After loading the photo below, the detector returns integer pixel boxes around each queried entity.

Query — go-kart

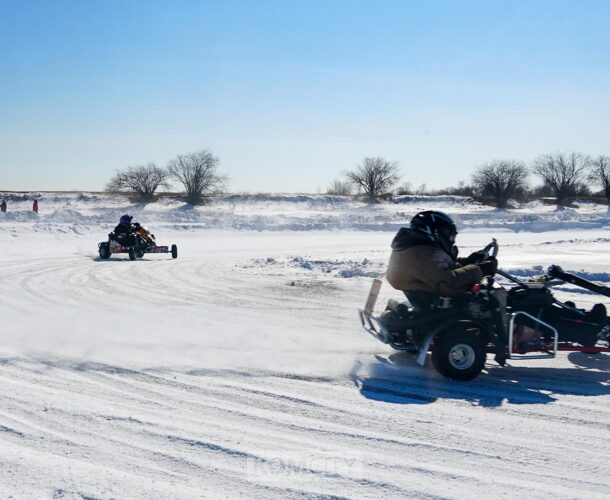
[359,240,610,380]
[98,225,177,261]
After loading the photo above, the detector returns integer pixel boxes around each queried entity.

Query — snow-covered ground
[1,193,610,498]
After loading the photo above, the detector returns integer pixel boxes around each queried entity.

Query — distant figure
[32,199,38,213]
[0,199,6,213]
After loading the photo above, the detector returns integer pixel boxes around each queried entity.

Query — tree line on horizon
[106,148,610,208]
[106,149,226,205]
[327,152,610,208]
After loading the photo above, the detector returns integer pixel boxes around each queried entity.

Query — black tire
[583,304,608,349]
[128,247,136,261]
[431,329,486,381]
[136,249,145,259]
[171,244,178,259]
[98,242,111,259]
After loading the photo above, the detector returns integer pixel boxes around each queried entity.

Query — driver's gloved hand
[478,258,498,277]
[461,251,486,265]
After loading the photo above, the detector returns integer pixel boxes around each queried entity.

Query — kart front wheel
[431,329,486,381]
[99,242,111,259]
[171,244,178,259]
[128,247,136,261]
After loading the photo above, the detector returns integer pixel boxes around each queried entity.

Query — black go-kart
[98,225,177,261]
[359,240,610,381]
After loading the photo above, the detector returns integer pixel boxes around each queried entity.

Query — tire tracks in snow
[2,232,610,498]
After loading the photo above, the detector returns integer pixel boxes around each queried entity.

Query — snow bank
[1,191,610,235]
[393,194,478,205]
[240,256,385,279]
[222,193,349,204]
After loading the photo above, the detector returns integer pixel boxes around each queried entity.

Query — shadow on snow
[352,351,610,407]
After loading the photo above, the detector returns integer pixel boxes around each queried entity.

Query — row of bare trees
[472,153,610,207]
[329,153,610,207]
[106,150,225,204]
[107,149,610,207]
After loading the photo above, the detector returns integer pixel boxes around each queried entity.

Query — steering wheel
[482,238,499,259]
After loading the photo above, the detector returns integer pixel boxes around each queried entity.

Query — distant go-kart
[98,225,177,261]
[359,239,610,381]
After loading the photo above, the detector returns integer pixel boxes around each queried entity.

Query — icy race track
[1,194,610,499]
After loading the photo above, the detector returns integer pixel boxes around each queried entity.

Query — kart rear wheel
[582,304,608,349]
[135,249,145,259]
[98,242,111,259]
[431,329,486,381]
[128,247,136,261]
[171,244,178,259]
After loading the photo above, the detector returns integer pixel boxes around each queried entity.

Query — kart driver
[385,210,497,311]
[113,214,139,246]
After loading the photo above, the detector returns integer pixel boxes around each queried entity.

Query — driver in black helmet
[112,214,139,246]
[385,210,497,311]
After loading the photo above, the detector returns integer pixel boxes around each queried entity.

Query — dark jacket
[112,222,137,245]
[114,223,134,235]
[385,228,482,297]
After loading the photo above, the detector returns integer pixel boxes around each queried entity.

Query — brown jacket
[385,228,482,297]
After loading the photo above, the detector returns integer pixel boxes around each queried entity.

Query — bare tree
[471,160,529,208]
[532,152,590,205]
[326,179,353,196]
[345,156,400,200]
[106,163,168,201]
[167,150,225,204]
[588,155,610,201]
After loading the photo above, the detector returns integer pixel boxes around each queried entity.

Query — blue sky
[1,0,610,192]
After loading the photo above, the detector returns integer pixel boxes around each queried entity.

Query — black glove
[461,250,486,266]
[478,258,498,277]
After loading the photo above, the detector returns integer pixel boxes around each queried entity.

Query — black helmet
[119,214,133,225]
[410,210,457,255]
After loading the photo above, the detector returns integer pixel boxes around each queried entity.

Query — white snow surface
[1,193,610,499]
